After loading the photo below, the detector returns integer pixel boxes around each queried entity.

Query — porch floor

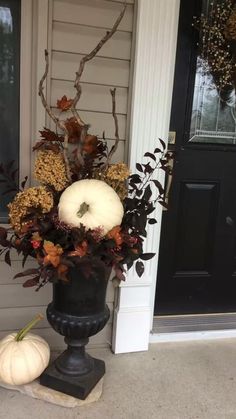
[1,339,236,419]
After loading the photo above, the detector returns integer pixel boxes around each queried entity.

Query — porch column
[112,0,180,354]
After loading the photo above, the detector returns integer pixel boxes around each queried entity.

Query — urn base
[40,355,105,400]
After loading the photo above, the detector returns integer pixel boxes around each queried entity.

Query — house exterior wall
[0,0,135,349]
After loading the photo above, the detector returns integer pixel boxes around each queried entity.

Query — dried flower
[34,150,69,191]
[8,186,54,232]
[93,164,129,201]
[194,0,236,91]
[106,163,130,181]
[224,5,236,41]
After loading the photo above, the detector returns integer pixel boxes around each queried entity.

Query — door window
[0,0,21,220]
[190,0,236,145]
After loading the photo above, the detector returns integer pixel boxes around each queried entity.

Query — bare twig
[38,50,71,181]
[71,3,126,118]
[38,50,63,130]
[106,88,120,165]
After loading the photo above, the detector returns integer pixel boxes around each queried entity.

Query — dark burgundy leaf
[148,218,157,224]
[154,147,162,153]
[144,152,156,161]
[114,267,126,282]
[159,200,168,209]
[143,163,153,174]
[0,227,7,240]
[14,268,39,279]
[143,184,152,201]
[159,138,166,150]
[151,179,164,194]
[129,174,142,184]
[22,253,29,267]
[135,260,144,277]
[140,253,155,261]
[135,189,143,197]
[136,163,143,172]
[5,250,11,266]
[23,276,40,288]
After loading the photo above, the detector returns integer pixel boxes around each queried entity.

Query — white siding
[0,0,135,349]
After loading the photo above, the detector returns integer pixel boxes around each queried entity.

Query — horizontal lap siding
[0,0,134,349]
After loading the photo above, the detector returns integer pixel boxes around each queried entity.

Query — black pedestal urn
[40,262,110,400]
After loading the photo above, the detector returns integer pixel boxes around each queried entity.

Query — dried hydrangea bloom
[8,186,54,232]
[93,164,129,201]
[34,150,69,191]
[224,6,236,41]
[106,163,130,181]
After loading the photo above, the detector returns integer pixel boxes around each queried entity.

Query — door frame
[112,0,181,353]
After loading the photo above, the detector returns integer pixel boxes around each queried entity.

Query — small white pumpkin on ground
[58,179,124,234]
[0,314,50,386]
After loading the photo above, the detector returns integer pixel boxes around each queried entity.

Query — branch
[101,88,120,169]
[38,50,71,181]
[71,3,126,117]
[38,50,63,130]
[106,88,120,165]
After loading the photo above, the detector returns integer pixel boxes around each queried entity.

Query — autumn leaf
[82,135,99,154]
[57,95,73,111]
[65,117,82,143]
[107,226,123,246]
[68,240,88,257]
[43,240,63,268]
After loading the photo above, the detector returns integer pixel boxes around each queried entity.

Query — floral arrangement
[0,5,169,289]
[194,0,236,102]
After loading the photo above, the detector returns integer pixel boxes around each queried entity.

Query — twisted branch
[107,88,120,164]
[70,2,126,123]
[38,50,71,181]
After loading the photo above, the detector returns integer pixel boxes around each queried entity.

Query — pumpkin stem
[15,314,44,342]
[77,202,89,218]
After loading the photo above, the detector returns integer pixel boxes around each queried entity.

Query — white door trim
[112,0,181,354]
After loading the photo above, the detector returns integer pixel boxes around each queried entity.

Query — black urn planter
[40,262,110,400]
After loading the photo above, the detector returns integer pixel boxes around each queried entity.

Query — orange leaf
[107,226,123,246]
[57,95,73,111]
[82,135,99,154]
[68,240,88,257]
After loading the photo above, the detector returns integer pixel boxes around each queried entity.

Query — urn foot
[40,355,105,400]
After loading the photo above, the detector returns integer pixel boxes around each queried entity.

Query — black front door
[155,0,236,315]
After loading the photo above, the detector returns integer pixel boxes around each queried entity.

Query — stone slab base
[0,377,103,408]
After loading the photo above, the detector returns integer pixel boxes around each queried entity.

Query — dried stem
[38,50,72,181]
[71,3,126,121]
[107,88,120,165]
[38,50,63,130]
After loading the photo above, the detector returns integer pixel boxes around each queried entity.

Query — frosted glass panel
[190,0,236,145]
[0,1,20,220]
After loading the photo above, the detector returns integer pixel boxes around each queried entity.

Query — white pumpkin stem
[77,202,89,218]
[15,314,44,342]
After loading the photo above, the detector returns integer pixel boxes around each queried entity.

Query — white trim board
[112,0,181,354]
[150,330,236,344]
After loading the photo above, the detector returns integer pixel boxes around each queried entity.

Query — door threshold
[150,328,236,344]
[152,312,236,334]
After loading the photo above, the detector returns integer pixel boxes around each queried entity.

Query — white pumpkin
[0,315,50,386]
[58,179,124,234]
